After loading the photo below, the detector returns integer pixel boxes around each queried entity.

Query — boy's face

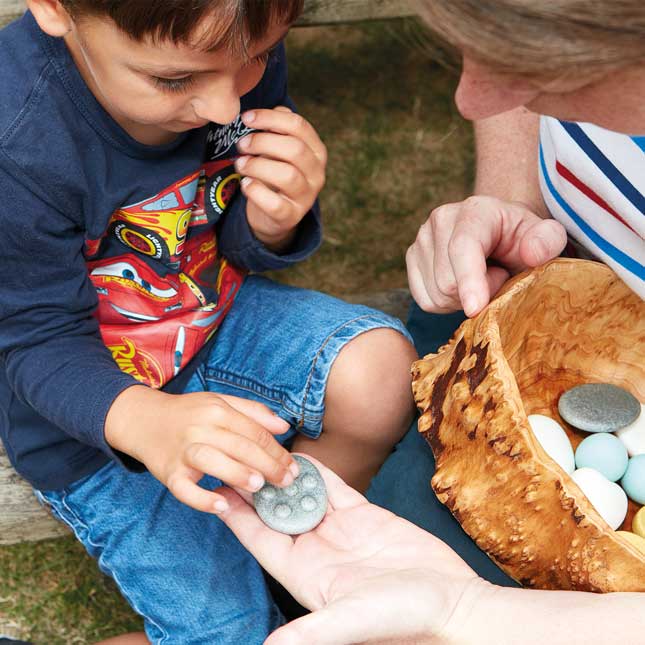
[64,13,290,145]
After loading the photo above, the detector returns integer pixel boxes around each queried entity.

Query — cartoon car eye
[91,261,178,299]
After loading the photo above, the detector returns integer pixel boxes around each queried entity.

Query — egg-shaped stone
[621,455,645,505]
[528,414,575,474]
[616,531,645,555]
[571,467,628,530]
[575,433,628,482]
[632,506,645,539]
[616,404,645,457]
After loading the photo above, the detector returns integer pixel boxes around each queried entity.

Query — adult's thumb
[265,607,366,645]
[519,219,568,268]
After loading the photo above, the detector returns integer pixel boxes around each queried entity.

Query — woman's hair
[416,0,645,80]
[59,0,304,52]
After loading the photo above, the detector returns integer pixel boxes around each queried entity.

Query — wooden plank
[298,0,416,25]
[0,0,416,26]
[0,448,68,545]
[0,0,21,21]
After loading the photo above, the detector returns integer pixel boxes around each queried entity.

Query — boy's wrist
[105,384,171,462]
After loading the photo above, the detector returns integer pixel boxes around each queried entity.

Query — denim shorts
[36,275,411,645]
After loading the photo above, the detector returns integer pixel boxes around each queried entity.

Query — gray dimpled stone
[253,455,328,535]
[558,383,640,433]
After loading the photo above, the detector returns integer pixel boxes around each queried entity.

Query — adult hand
[105,386,299,514]
[406,196,567,317]
[216,457,485,645]
[235,106,327,251]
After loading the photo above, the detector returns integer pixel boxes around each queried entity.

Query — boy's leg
[200,275,416,492]
[291,327,417,491]
[36,460,283,645]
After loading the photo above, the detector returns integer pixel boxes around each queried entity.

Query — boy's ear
[27,0,74,38]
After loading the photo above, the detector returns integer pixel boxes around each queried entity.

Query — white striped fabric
[539,116,645,299]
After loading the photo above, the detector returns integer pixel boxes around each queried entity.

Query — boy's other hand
[235,106,327,252]
[105,386,299,514]
[406,196,567,318]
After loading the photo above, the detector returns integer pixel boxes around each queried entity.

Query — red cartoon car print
[110,171,201,270]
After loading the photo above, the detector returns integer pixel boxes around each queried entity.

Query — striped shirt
[539,117,645,299]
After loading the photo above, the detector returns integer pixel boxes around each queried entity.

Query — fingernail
[280,472,295,487]
[240,176,252,188]
[214,499,229,513]
[289,461,300,478]
[463,295,479,317]
[237,135,252,150]
[236,155,249,170]
[242,111,256,124]
[248,473,265,491]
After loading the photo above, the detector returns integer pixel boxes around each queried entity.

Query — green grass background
[0,20,474,643]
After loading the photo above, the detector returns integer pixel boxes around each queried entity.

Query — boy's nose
[455,58,540,121]
[193,84,241,126]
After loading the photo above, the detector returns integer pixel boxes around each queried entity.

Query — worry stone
[253,455,328,535]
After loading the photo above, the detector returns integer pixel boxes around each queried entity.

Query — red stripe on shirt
[555,160,637,235]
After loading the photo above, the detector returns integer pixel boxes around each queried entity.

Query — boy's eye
[251,45,280,67]
[152,75,195,93]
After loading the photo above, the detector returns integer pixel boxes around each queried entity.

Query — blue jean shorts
[36,276,411,645]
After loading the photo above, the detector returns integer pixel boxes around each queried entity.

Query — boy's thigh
[188,275,411,440]
[36,463,282,645]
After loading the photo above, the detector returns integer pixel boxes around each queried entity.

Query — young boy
[0,0,417,642]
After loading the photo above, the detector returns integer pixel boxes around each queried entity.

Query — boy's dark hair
[60,0,304,52]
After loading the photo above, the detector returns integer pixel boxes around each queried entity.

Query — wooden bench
[1,0,416,27]
[0,0,416,546]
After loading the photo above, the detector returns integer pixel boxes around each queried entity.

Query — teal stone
[574,433,628,482]
[621,455,645,505]
[559,383,640,433]
[253,455,328,535]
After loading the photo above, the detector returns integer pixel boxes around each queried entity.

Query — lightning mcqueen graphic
[89,250,244,385]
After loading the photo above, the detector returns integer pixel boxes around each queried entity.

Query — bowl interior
[493,262,645,529]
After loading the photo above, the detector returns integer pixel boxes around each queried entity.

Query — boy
[0,1,417,642]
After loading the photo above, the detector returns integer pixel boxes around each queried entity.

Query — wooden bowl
[412,259,645,591]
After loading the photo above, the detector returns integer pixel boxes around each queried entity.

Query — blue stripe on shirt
[632,137,645,154]
[559,121,645,216]
[539,144,645,281]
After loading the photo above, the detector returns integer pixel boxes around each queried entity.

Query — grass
[0,20,474,644]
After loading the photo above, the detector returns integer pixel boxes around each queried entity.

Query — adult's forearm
[474,107,548,217]
[450,580,645,644]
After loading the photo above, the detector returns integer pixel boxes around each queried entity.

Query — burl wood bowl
[412,258,645,591]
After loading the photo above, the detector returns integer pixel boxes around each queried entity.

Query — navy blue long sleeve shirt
[0,13,322,490]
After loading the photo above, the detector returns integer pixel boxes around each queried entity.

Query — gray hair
[416,0,645,80]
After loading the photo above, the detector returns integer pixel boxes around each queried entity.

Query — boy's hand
[406,196,567,318]
[235,106,327,252]
[105,386,299,514]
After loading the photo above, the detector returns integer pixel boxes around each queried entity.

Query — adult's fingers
[518,218,568,267]
[406,232,458,313]
[264,604,379,645]
[216,486,296,577]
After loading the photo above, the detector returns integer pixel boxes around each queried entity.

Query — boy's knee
[326,326,418,426]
